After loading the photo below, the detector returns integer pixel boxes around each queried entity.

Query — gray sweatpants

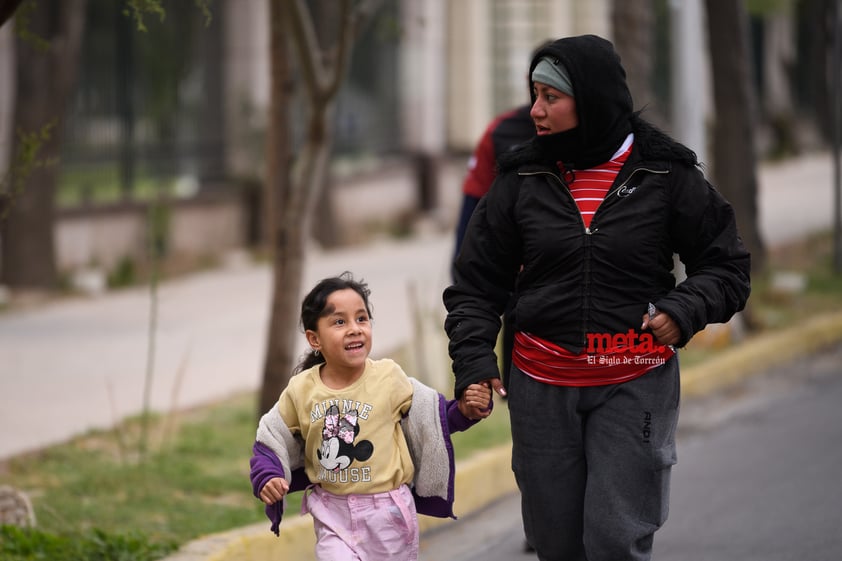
[508,357,680,561]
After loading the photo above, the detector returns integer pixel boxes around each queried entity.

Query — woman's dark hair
[293,271,373,374]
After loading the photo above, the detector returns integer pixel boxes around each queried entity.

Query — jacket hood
[502,35,698,171]
[528,35,634,168]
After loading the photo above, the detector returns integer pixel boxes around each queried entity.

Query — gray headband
[532,57,574,97]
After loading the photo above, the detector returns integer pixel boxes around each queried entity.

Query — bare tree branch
[284,0,383,104]
[259,0,386,410]
[322,0,353,101]
[284,0,325,100]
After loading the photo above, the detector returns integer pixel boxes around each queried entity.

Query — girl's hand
[259,477,290,505]
[458,382,493,420]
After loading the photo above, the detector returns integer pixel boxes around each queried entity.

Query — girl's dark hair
[293,271,373,374]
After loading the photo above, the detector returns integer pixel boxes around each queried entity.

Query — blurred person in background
[452,104,532,391]
[452,42,550,392]
[444,35,751,561]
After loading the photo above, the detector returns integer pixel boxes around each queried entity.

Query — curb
[162,309,842,561]
[681,309,842,398]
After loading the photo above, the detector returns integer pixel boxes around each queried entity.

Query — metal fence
[60,0,403,206]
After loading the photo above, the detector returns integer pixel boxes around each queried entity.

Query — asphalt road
[419,341,842,561]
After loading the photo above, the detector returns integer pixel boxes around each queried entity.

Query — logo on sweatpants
[642,411,652,443]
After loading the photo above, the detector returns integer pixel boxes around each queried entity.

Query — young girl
[250,272,492,561]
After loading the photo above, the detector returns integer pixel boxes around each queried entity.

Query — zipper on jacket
[520,169,594,343]
[521,165,668,346]
[519,170,589,233]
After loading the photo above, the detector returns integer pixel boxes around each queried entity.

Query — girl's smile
[344,340,366,355]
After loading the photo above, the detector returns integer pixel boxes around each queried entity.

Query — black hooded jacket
[444,35,751,397]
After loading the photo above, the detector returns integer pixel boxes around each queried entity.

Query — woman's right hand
[259,477,290,505]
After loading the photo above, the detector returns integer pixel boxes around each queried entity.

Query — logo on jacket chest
[616,184,638,198]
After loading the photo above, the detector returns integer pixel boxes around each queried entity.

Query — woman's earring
[314,349,320,357]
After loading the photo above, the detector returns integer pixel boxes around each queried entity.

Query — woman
[444,35,751,561]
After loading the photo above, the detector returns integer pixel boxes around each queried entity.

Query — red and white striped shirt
[561,133,634,228]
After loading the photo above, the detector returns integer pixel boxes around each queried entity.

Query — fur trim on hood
[499,112,699,172]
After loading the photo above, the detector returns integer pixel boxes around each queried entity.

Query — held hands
[259,477,290,506]
[458,382,494,420]
[641,306,680,347]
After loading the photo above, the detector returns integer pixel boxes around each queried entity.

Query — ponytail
[294,349,326,375]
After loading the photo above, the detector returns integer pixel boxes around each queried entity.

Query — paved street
[656,340,842,561]
[418,341,842,561]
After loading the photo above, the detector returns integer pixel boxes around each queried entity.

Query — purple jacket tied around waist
[249,377,488,536]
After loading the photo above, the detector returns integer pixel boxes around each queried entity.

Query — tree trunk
[801,0,835,144]
[762,10,799,158]
[611,0,667,128]
[258,0,299,416]
[1,0,87,289]
[258,98,335,416]
[0,0,24,27]
[312,165,339,247]
[705,0,766,274]
[310,0,340,248]
[257,0,378,417]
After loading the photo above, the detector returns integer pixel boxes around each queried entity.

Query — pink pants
[301,484,419,561]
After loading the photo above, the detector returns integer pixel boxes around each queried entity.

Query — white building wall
[222,0,270,177]
[446,0,611,152]
[446,0,493,151]
[670,0,709,164]
[489,0,543,114]
[571,0,611,38]
[401,0,448,154]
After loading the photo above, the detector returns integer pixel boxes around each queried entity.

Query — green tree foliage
[124,0,211,31]
[0,123,55,220]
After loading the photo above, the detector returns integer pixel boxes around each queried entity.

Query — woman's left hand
[641,309,681,346]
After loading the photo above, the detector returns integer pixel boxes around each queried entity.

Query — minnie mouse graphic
[317,404,374,472]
